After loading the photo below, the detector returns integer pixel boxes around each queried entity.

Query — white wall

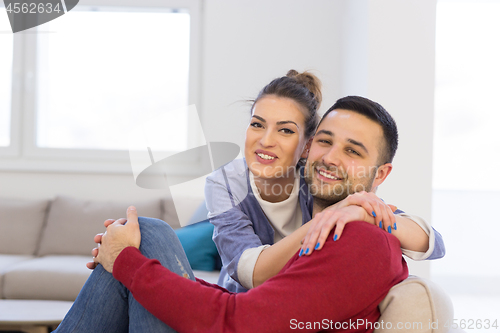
[0,0,437,276]
[335,0,437,277]
[200,0,341,147]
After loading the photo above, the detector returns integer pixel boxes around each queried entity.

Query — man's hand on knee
[86,218,121,270]
[95,206,142,273]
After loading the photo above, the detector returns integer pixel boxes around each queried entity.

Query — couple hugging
[54,70,445,333]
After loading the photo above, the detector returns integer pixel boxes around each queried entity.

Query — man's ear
[301,137,313,159]
[372,163,393,189]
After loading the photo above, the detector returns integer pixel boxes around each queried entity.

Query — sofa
[0,195,463,333]
[0,195,220,302]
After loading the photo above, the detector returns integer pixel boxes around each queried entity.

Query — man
[55,96,416,333]
[298,96,433,255]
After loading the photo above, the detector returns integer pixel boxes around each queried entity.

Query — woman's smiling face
[245,95,309,180]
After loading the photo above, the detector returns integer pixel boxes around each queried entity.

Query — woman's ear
[301,138,313,159]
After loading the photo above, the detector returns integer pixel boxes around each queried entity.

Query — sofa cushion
[37,196,162,256]
[161,197,182,229]
[2,255,92,301]
[187,201,209,225]
[376,275,454,333]
[175,220,221,271]
[0,197,49,255]
[192,270,220,284]
[162,196,205,229]
[0,254,35,298]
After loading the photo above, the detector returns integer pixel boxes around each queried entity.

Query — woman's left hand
[333,191,397,230]
[299,192,396,256]
[299,205,373,256]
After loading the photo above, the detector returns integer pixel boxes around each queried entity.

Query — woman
[206,70,444,293]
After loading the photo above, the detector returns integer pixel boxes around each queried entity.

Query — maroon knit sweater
[114,221,408,333]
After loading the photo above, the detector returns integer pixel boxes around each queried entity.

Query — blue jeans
[53,217,196,333]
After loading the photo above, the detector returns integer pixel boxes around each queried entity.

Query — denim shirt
[205,159,313,293]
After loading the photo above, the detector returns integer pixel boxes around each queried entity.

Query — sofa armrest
[376,275,454,333]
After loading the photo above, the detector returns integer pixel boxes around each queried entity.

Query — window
[433,0,500,322]
[36,8,190,152]
[0,0,201,173]
[434,0,500,192]
[0,13,13,147]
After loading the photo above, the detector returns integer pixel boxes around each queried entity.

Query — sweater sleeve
[397,213,446,260]
[113,222,408,333]
[237,245,270,289]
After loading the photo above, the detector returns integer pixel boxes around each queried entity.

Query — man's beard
[304,161,377,209]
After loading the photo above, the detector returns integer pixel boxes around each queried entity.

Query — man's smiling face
[304,109,387,205]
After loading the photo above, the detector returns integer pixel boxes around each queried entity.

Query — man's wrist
[113,246,144,285]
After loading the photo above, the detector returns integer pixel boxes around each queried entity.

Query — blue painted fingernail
[394,223,397,230]
[315,243,320,250]
[379,221,382,228]
[299,249,303,257]
[334,234,338,241]
[372,211,376,217]
[305,248,309,255]
[388,226,392,234]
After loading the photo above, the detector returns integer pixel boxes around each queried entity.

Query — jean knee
[138,216,173,230]
[136,217,187,266]
[138,217,176,241]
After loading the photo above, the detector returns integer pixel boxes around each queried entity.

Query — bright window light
[434,0,500,191]
[433,0,500,322]
[36,9,190,151]
[0,13,13,147]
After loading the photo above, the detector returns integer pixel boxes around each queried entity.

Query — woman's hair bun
[286,69,300,77]
[286,70,322,109]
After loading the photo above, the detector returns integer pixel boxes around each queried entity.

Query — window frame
[0,0,203,175]
[0,9,20,157]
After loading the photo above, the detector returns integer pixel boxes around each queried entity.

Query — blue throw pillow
[175,219,221,271]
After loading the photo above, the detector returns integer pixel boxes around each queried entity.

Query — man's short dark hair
[319,96,398,164]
